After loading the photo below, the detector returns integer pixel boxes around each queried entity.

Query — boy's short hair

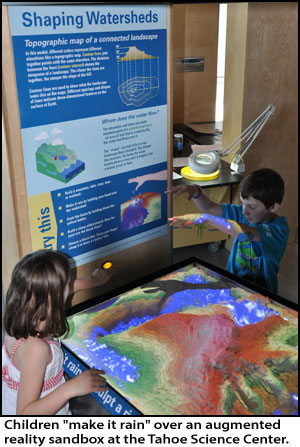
[240,168,285,209]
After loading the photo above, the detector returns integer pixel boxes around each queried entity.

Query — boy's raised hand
[165,185,197,201]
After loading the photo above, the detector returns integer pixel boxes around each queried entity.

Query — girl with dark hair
[2,250,112,415]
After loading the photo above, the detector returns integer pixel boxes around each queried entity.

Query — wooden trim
[222,3,248,163]
[2,118,20,293]
[2,6,32,257]
[167,4,173,242]
[172,3,219,124]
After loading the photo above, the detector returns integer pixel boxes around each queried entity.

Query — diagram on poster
[121,192,161,231]
[36,143,85,184]
[117,45,159,107]
[8,4,168,265]
[35,127,85,183]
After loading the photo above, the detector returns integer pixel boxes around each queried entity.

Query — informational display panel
[8,4,168,267]
[62,258,298,416]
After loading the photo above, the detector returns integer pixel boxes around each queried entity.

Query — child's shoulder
[273,215,289,226]
[22,336,52,355]
[8,335,52,368]
[5,335,19,356]
[263,215,289,232]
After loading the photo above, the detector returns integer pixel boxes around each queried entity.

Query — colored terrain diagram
[116,46,159,106]
[36,143,85,183]
[62,263,298,416]
[120,192,161,231]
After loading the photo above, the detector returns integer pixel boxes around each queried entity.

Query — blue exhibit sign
[62,347,141,415]
[8,4,168,266]
[10,28,167,128]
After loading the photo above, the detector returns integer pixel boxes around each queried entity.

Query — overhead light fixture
[181,104,275,179]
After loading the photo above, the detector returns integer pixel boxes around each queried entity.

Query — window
[215,4,227,123]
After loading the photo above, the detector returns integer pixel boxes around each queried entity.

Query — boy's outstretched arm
[169,213,260,242]
[165,184,222,216]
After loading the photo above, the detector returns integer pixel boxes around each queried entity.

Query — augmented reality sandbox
[62,261,298,416]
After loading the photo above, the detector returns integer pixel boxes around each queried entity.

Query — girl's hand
[69,369,107,397]
[73,265,115,293]
[90,265,114,287]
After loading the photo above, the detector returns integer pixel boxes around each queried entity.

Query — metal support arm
[187,105,275,175]
[221,104,275,173]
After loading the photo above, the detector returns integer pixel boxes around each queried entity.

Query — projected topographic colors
[62,263,298,415]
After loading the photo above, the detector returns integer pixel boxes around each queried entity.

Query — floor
[173,241,298,305]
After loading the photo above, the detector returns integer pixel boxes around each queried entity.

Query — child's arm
[72,265,114,294]
[165,184,222,216]
[16,337,107,415]
[168,213,260,242]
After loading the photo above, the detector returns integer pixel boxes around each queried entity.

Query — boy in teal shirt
[166,168,289,293]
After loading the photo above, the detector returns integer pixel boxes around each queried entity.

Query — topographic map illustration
[117,46,159,107]
[36,143,85,183]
